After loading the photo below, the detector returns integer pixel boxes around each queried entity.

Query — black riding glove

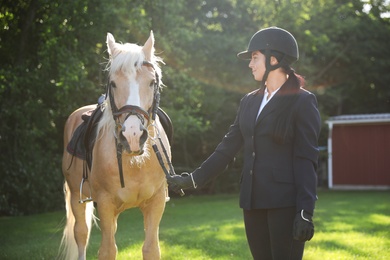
[167,172,197,194]
[293,210,314,242]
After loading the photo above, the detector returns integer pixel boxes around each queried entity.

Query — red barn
[326,113,390,190]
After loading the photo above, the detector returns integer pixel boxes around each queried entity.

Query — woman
[167,27,321,260]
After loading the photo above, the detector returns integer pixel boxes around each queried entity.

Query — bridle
[106,60,161,188]
[107,60,160,128]
[78,59,183,200]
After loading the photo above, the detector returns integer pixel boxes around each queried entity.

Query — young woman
[167,27,321,260]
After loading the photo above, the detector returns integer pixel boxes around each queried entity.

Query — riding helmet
[237,27,299,64]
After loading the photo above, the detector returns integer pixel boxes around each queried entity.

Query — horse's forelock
[107,43,163,80]
[108,43,144,77]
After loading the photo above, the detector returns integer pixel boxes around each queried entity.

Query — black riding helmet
[237,27,299,62]
[237,27,299,85]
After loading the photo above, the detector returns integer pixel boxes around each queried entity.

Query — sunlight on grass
[160,242,211,260]
[117,242,143,259]
[1,191,389,259]
[326,220,355,231]
[215,222,245,242]
[306,230,390,260]
[159,222,250,260]
[369,213,390,225]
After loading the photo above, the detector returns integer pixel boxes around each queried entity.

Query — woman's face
[249,51,266,81]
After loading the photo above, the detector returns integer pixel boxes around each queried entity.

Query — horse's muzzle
[119,120,148,155]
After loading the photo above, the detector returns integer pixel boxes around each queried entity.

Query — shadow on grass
[1,192,389,259]
[113,194,250,259]
[309,239,372,259]
[308,190,390,259]
[314,190,390,233]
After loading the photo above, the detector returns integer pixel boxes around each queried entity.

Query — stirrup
[165,187,170,202]
[79,177,93,203]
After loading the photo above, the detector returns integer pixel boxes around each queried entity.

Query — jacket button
[249,170,253,175]
[252,152,255,157]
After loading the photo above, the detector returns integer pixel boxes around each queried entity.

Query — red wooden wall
[332,123,390,186]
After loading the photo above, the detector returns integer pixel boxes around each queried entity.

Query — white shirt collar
[264,86,281,100]
[256,86,281,120]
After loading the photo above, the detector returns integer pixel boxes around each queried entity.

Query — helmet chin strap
[260,49,287,89]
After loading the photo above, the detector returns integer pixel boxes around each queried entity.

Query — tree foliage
[1,0,389,215]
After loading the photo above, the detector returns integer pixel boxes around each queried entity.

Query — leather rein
[79,60,181,204]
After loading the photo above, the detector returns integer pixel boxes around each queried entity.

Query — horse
[59,31,172,260]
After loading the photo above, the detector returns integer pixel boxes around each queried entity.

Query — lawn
[0,190,389,259]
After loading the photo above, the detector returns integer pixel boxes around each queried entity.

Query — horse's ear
[143,30,155,61]
[106,33,116,57]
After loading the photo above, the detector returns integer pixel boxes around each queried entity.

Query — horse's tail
[58,181,96,260]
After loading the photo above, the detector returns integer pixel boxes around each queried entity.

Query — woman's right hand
[167,172,197,194]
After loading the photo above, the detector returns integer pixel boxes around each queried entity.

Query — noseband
[106,60,161,188]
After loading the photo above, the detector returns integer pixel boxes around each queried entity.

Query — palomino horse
[60,31,171,260]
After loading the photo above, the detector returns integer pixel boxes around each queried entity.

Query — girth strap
[152,137,184,196]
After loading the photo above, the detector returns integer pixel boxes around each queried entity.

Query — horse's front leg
[140,187,166,260]
[97,200,119,260]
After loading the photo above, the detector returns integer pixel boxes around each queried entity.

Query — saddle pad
[66,121,88,160]
[66,107,103,166]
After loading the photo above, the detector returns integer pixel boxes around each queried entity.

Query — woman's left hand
[293,210,314,242]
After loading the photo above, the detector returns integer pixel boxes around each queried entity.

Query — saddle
[66,99,174,170]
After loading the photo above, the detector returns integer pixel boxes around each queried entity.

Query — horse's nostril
[140,129,148,145]
[119,132,131,152]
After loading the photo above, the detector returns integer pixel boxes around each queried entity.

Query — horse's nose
[122,115,148,154]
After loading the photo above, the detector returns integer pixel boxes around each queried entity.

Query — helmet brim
[237,50,252,60]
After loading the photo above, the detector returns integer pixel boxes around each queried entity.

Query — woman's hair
[282,64,305,88]
[272,66,304,144]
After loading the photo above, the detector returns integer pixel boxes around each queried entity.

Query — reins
[79,60,181,203]
[107,60,181,193]
[106,60,160,188]
[151,126,184,196]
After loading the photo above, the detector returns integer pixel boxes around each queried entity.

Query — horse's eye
[149,80,155,88]
[110,81,117,88]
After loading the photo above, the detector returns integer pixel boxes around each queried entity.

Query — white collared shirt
[256,87,281,120]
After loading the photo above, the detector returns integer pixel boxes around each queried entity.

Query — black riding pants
[243,207,305,260]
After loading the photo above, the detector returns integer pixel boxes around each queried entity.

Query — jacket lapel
[248,90,264,128]
[256,90,283,125]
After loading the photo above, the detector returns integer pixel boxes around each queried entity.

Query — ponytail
[272,68,302,144]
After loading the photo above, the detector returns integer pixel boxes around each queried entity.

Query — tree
[1,0,389,214]
[0,0,148,215]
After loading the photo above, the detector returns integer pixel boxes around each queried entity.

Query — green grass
[0,190,389,259]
